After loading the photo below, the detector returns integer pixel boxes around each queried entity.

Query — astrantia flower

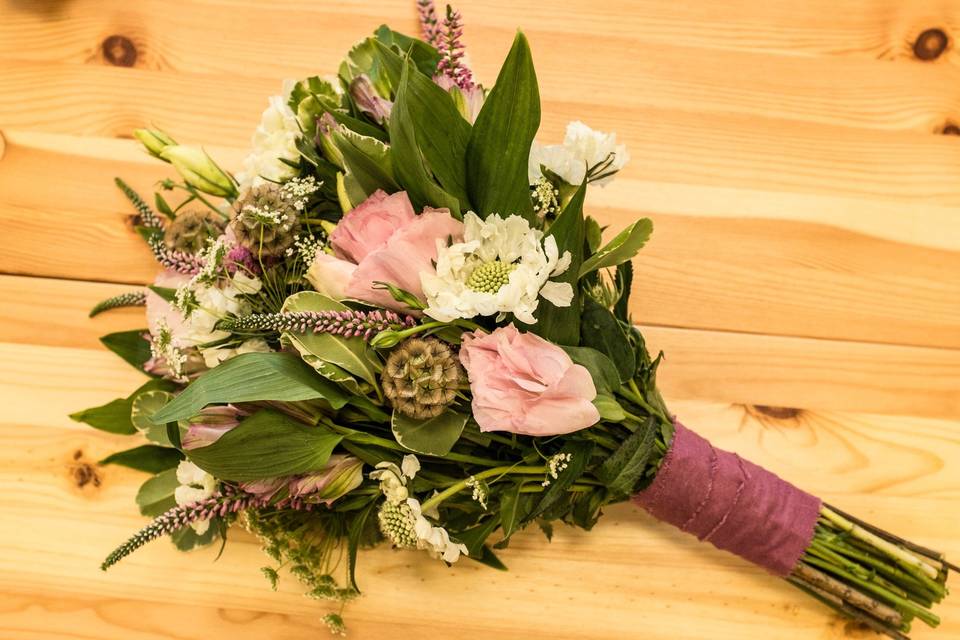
[421,212,573,324]
[528,120,629,187]
[236,90,301,188]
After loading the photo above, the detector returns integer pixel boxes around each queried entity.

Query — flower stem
[421,466,547,512]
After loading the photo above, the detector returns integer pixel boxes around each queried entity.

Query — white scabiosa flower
[174,461,216,534]
[237,89,302,189]
[421,212,573,324]
[371,455,468,563]
[528,120,629,187]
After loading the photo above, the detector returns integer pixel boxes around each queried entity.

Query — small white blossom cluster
[370,455,468,563]
[150,317,188,380]
[465,475,488,510]
[284,233,327,265]
[279,176,320,211]
[529,121,629,187]
[542,453,573,487]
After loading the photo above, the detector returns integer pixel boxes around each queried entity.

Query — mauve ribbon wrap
[632,422,821,577]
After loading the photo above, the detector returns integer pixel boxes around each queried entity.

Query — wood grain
[2,0,959,637]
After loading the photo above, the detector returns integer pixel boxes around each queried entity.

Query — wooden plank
[2,137,958,349]
[0,589,328,640]
[0,365,956,639]
[2,18,959,135]
[1,0,957,66]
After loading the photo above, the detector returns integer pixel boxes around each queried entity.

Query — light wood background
[1,1,958,638]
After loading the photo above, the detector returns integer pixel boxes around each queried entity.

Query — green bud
[316,113,344,170]
[134,129,176,158]
[369,330,402,349]
[159,145,237,198]
[371,281,426,311]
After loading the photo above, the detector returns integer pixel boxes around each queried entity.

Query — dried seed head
[381,337,463,419]
[164,209,225,253]
[231,183,300,257]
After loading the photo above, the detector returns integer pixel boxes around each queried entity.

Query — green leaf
[527,440,595,522]
[523,180,586,345]
[597,416,658,499]
[374,25,441,78]
[391,409,468,456]
[560,346,620,394]
[455,516,502,558]
[136,469,179,517]
[152,352,349,424]
[578,218,653,278]
[71,379,176,435]
[100,445,183,474]
[186,409,342,482]
[389,56,470,216]
[171,523,218,551]
[131,390,176,447]
[147,285,177,303]
[100,329,153,375]
[332,126,399,197]
[347,498,378,591]
[282,292,382,387]
[498,481,525,541]
[580,297,636,383]
[154,193,175,219]
[613,260,633,323]
[593,393,626,422]
[328,109,389,142]
[467,544,508,571]
[465,31,540,222]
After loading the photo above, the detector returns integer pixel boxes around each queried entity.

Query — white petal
[401,455,421,479]
[540,281,574,308]
[551,250,572,277]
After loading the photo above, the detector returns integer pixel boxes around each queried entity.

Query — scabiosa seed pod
[377,500,418,549]
[231,183,301,258]
[381,337,463,419]
[163,209,226,253]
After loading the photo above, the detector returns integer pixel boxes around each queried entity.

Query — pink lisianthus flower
[181,405,249,450]
[459,324,600,436]
[306,190,463,313]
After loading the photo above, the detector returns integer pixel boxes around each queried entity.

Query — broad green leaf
[100,445,183,474]
[468,544,508,570]
[521,180,585,345]
[455,516,502,558]
[100,329,153,375]
[282,333,363,395]
[389,57,468,216]
[597,416,658,499]
[70,379,176,435]
[578,218,653,278]
[332,126,399,197]
[465,31,540,222]
[328,109,389,142]
[391,409,468,456]
[282,292,382,386]
[132,390,176,446]
[136,468,179,517]
[374,25,441,78]
[560,345,620,394]
[186,409,343,482]
[152,352,349,424]
[580,297,636,383]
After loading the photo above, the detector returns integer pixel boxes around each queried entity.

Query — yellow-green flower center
[466,260,516,294]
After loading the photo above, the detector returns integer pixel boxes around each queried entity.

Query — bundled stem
[789,505,949,638]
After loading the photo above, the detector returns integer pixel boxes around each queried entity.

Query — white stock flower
[370,454,420,504]
[421,212,573,324]
[174,461,216,534]
[528,120,629,187]
[237,89,301,189]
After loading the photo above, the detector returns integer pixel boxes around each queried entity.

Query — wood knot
[101,35,138,67]
[913,28,949,61]
[941,122,960,136]
[70,450,102,489]
[752,405,802,420]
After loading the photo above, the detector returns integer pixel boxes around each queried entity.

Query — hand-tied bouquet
[74,2,952,637]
